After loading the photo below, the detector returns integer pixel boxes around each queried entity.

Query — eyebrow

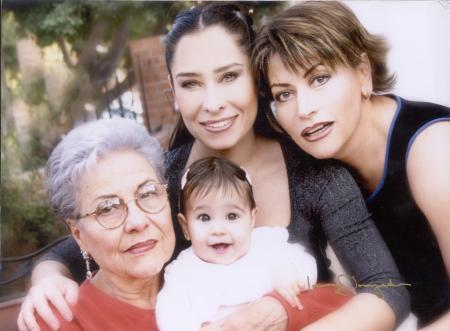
[92,179,158,203]
[270,82,292,89]
[270,63,323,89]
[175,63,243,79]
[192,204,247,214]
[192,205,210,213]
[228,204,247,212]
[303,63,322,78]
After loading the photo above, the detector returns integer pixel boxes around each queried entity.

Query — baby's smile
[209,242,232,254]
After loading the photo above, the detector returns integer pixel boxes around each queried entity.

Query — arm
[406,121,450,329]
[301,293,394,331]
[17,237,88,331]
[308,166,410,330]
[419,311,450,331]
[205,296,289,331]
[18,261,79,331]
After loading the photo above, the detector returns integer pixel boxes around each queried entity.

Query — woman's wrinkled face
[170,25,258,151]
[71,150,175,282]
[267,53,367,159]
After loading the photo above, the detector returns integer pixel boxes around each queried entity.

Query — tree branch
[57,37,76,69]
[90,16,131,87]
[96,71,135,112]
[77,19,107,69]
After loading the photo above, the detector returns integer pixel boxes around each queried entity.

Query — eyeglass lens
[95,182,167,228]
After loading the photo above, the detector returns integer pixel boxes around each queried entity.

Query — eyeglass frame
[76,182,168,229]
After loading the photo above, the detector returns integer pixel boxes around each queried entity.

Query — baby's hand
[200,321,221,331]
[272,264,309,310]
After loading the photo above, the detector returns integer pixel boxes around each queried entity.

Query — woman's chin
[198,135,240,152]
[297,143,338,160]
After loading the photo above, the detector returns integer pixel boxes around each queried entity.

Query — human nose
[296,89,317,119]
[210,219,226,236]
[124,199,150,232]
[203,85,225,113]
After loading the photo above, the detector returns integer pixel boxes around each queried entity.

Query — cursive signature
[306,275,411,299]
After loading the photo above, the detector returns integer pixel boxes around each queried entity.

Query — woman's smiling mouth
[125,239,158,255]
[302,122,334,142]
[201,115,238,132]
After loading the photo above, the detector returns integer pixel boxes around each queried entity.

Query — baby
[156,157,318,331]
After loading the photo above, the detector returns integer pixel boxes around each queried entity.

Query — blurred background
[1,1,449,327]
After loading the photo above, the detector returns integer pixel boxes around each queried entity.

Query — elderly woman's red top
[37,280,158,331]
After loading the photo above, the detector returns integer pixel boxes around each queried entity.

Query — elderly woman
[34,118,175,330]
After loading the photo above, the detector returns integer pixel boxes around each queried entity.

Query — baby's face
[182,189,256,265]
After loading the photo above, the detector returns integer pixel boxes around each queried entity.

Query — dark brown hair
[165,1,279,150]
[180,157,256,214]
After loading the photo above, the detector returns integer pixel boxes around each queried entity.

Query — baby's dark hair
[180,157,256,214]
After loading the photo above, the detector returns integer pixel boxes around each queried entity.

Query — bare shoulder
[406,120,450,181]
[406,121,450,230]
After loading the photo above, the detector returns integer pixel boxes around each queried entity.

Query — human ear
[66,219,87,251]
[177,213,190,241]
[168,74,174,90]
[250,208,257,228]
[167,74,179,112]
[357,53,373,98]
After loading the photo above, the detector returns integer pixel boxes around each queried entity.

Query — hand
[273,264,308,310]
[200,321,222,331]
[205,297,288,331]
[17,275,79,331]
[276,283,304,311]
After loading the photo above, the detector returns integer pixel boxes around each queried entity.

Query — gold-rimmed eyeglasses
[77,181,168,229]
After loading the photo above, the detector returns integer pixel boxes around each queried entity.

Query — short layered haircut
[253,1,395,93]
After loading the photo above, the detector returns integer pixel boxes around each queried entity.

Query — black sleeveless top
[366,96,450,325]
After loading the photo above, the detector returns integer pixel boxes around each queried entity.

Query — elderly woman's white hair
[46,118,165,221]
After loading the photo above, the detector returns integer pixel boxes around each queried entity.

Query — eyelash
[274,91,293,103]
[197,214,210,222]
[310,74,330,86]
[181,80,198,89]
[180,71,239,89]
[273,73,331,103]
[221,71,239,83]
[226,213,239,221]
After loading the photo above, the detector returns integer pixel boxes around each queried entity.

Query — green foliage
[23,75,47,105]
[14,3,86,47]
[1,11,20,80]
[1,166,68,257]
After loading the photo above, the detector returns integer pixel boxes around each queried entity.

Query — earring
[81,249,93,280]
